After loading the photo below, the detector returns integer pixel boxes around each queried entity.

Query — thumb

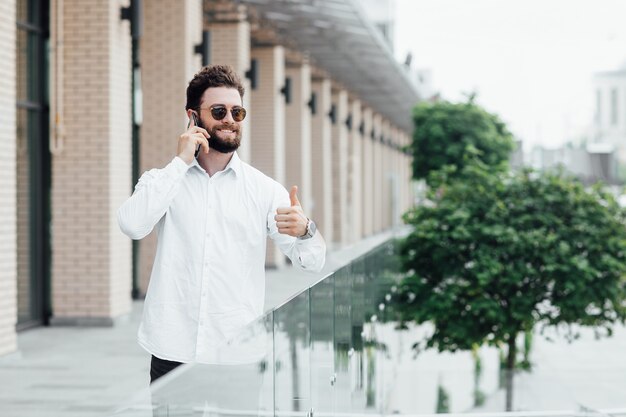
[289,185,301,207]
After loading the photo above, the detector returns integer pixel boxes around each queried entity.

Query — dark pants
[150,355,183,384]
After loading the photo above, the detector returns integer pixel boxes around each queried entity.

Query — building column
[0,0,17,354]
[361,107,373,237]
[250,45,286,268]
[51,0,134,325]
[390,126,401,227]
[347,98,362,244]
[137,0,202,296]
[285,61,312,211]
[331,88,349,247]
[402,132,415,211]
[206,3,252,162]
[381,119,392,230]
[310,77,333,246]
[372,114,383,233]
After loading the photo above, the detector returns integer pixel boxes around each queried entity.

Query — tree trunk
[505,333,517,411]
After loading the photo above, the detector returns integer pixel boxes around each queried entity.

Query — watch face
[308,220,317,236]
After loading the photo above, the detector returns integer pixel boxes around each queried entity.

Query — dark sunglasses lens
[210,106,227,120]
[232,107,246,122]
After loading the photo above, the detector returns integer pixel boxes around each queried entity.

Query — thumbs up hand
[275,185,309,237]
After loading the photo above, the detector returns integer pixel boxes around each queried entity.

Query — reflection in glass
[117,314,274,416]
[310,276,334,415]
[111,241,626,416]
[273,291,311,415]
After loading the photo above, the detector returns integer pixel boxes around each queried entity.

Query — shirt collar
[225,151,242,178]
[190,151,242,178]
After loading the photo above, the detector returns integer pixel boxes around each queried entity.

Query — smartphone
[188,112,202,158]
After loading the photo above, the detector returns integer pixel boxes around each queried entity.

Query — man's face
[196,87,244,154]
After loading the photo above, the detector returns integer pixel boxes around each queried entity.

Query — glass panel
[27,30,41,103]
[108,239,626,415]
[273,291,311,416]
[333,266,353,413]
[16,0,42,26]
[309,275,335,415]
[15,0,50,328]
[27,0,41,26]
[16,19,43,104]
[114,313,275,416]
[347,256,370,413]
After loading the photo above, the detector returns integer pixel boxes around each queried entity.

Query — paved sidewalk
[0,231,398,417]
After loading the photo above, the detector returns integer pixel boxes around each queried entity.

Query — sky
[393,0,626,150]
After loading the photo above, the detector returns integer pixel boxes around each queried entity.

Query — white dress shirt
[117,152,326,364]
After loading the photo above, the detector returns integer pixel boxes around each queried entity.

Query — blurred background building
[591,64,626,167]
[529,143,619,185]
[0,0,420,358]
[527,62,626,185]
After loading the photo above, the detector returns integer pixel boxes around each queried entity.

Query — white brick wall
[51,0,132,323]
[250,46,286,268]
[109,0,133,317]
[138,0,202,295]
[16,108,29,320]
[0,0,17,355]
[208,19,251,162]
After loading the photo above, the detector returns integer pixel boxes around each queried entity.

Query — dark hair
[185,65,245,110]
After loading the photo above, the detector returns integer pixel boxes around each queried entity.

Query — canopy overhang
[234,0,420,133]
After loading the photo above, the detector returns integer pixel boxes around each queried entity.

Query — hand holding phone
[177,112,210,165]
[188,113,203,158]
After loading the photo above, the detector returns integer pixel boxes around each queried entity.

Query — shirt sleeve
[267,181,327,272]
[117,156,191,240]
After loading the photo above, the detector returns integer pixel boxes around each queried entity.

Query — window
[16,0,51,329]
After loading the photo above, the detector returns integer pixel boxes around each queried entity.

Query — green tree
[408,99,515,184]
[393,164,626,411]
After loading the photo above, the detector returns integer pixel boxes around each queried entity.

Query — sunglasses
[200,105,247,122]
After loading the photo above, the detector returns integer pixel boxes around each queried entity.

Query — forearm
[118,157,189,239]
[293,231,326,272]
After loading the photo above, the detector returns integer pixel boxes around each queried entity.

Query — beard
[207,124,242,154]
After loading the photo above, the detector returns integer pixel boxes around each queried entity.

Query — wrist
[177,154,193,165]
[298,219,316,240]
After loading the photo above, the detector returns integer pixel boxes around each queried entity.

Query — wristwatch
[298,219,317,240]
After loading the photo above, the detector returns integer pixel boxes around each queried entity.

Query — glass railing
[111,240,626,417]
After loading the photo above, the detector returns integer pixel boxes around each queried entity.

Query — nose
[222,108,237,124]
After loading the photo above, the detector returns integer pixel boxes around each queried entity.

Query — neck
[197,150,234,177]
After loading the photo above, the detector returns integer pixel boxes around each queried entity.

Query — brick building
[0,0,418,357]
